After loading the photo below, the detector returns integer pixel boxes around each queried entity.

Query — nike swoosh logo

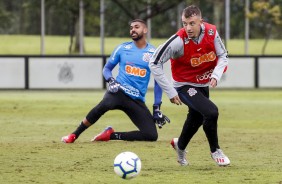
[197,48,202,51]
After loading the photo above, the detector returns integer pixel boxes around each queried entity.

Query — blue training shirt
[104,41,156,102]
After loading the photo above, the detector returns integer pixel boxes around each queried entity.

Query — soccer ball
[113,151,141,179]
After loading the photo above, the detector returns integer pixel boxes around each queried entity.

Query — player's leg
[85,91,118,125]
[194,88,220,153]
[106,94,157,141]
[170,88,203,166]
[177,108,203,150]
[118,99,157,141]
[177,85,230,166]
[177,85,219,152]
[194,88,230,166]
[62,91,118,143]
[92,91,157,141]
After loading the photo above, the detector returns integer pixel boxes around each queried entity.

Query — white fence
[0,55,282,89]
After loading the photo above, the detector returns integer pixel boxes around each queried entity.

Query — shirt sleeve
[153,80,162,106]
[149,35,183,99]
[103,62,116,81]
[102,45,122,81]
[211,31,229,83]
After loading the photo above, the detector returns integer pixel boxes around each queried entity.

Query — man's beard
[131,33,143,41]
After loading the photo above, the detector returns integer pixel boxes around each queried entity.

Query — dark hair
[129,19,147,26]
[182,5,202,18]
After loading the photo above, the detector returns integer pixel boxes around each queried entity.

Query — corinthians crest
[208,29,214,36]
[58,62,74,83]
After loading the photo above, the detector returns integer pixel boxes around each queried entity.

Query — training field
[0,89,281,184]
[1,35,282,55]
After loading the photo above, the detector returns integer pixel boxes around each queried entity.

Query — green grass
[0,35,282,55]
[0,89,282,184]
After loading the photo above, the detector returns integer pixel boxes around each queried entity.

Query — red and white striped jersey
[149,22,228,99]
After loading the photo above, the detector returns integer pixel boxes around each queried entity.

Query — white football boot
[211,148,230,166]
[171,138,189,166]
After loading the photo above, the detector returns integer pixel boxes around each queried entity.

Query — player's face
[182,14,203,39]
[130,22,147,41]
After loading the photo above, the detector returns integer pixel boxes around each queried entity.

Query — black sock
[110,132,122,140]
[72,122,88,138]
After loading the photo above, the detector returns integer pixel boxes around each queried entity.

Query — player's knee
[203,122,216,132]
[151,133,158,141]
[144,132,158,141]
[206,107,218,120]
[148,134,158,141]
[202,108,218,130]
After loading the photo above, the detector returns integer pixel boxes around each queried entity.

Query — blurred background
[0,0,281,55]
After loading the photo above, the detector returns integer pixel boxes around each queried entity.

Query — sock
[110,132,122,140]
[72,122,88,138]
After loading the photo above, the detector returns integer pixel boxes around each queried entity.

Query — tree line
[0,0,281,49]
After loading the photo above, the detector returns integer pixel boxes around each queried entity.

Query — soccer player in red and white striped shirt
[150,5,230,166]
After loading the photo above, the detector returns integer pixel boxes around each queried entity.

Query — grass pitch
[0,89,282,184]
[0,35,282,55]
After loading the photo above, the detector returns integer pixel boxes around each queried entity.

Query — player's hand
[108,77,120,93]
[210,78,217,88]
[152,104,170,129]
[170,95,182,105]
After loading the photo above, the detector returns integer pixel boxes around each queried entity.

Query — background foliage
[0,0,281,39]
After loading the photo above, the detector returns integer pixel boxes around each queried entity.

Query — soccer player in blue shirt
[62,19,170,143]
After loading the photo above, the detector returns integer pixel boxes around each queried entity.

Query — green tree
[0,0,24,34]
[45,0,99,54]
[248,0,281,55]
[0,6,12,33]
[105,0,184,37]
[229,0,245,39]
